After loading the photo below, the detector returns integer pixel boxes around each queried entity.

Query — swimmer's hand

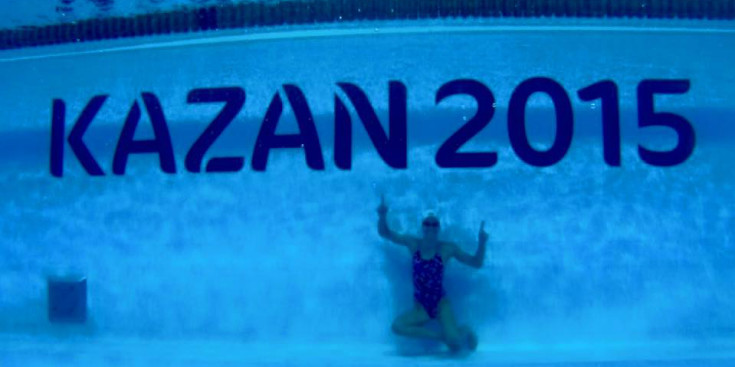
[377,194,388,216]
[478,221,488,245]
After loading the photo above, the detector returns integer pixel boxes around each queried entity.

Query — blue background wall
[0,24,733,348]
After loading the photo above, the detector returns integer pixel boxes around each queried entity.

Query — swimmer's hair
[422,213,440,227]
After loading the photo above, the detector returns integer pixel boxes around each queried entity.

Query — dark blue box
[47,277,87,323]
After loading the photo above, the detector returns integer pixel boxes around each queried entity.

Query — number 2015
[440,78,695,168]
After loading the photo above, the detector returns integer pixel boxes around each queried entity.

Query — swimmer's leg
[437,298,478,353]
[391,303,442,340]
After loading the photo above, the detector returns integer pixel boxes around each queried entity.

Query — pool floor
[2,335,735,366]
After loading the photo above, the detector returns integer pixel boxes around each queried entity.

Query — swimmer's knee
[445,334,462,352]
[391,320,405,335]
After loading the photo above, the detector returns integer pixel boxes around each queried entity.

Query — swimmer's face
[422,217,440,240]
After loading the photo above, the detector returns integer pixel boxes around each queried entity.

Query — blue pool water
[0,15,734,366]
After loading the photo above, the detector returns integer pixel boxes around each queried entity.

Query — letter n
[334,81,407,169]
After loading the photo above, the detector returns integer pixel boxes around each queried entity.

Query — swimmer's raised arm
[377,195,416,248]
[449,221,488,269]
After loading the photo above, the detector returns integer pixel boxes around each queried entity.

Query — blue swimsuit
[412,250,445,319]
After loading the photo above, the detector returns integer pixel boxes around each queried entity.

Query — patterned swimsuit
[412,250,445,319]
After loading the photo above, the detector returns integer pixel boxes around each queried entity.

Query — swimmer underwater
[377,195,487,353]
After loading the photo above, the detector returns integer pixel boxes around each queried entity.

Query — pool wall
[1,19,734,350]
